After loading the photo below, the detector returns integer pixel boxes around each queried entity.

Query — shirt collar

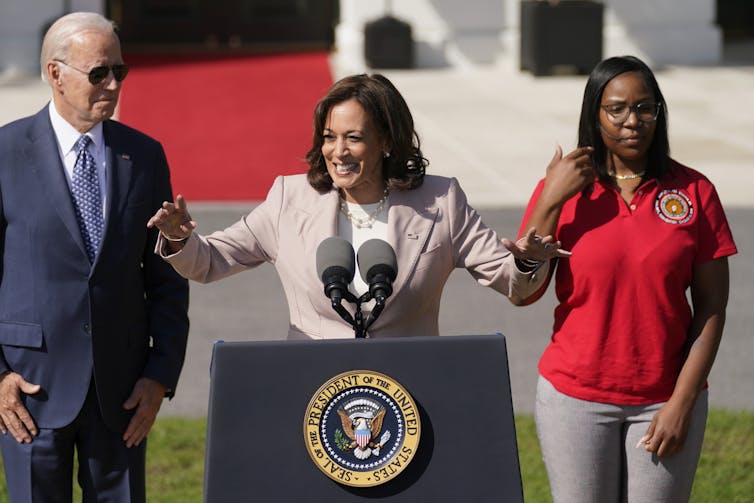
[593,175,658,194]
[47,102,105,155]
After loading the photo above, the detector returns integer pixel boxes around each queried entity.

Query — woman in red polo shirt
[519,56,737,502]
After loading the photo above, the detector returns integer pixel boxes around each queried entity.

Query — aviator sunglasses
[55,59,129,85]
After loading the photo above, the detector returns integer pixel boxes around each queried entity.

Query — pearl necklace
[610,170,645,180]
[339,189,389,229]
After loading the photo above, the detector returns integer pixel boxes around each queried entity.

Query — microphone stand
[363,297,385,334]
[329,291,386,339]
[351,292,371,339]
[330,290,360,333]
[353,291,387,339]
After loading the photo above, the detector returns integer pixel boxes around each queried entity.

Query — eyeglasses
[55,60,129,85]
[601,102,661,125]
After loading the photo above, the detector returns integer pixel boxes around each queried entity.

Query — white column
[333,0,505,75]
[602,0,721,65]
[332,0,387,75]
[427,0,505,67]
[335,0,722,72]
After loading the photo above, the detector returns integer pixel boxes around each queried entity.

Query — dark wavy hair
[306,74,428,193]
[578,56,670,183]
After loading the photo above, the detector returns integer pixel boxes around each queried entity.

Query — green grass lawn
[0,409,751,502]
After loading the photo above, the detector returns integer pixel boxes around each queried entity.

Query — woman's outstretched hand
[502,227,571,263]
[147,194,197,241]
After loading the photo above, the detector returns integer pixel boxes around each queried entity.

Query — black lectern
[204,334,523,502]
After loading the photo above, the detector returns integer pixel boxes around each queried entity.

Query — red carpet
[118,53,333,200]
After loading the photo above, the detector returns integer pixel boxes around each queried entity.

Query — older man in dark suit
[0,12,189,502]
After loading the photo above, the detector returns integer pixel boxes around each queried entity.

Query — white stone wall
[335,0,507,74]
[333,0,722,74]
[0,0,724,80]
[0,0,105,81]
[603,0,721,65]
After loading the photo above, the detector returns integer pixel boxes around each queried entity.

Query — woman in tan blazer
[148,74,566,340]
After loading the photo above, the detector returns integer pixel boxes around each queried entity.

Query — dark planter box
[520,0,603,76]
[716,0,754,39]
[364,15,414,69]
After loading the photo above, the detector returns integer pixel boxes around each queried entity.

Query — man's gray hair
[40,12,118,81]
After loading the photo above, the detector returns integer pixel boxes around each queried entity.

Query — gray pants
[534,376,707,503]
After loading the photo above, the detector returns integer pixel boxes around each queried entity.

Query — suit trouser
[0,381,146,503]
[534,375,707,503]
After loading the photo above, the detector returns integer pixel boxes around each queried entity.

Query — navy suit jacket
[0,107,189,433]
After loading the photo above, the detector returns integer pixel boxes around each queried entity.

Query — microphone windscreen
[357,239,397,283]
[316,237,355,282]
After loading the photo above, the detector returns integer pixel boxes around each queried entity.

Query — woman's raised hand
[541,145,595,205]
[502,227,571,263]
[147,194,197,240]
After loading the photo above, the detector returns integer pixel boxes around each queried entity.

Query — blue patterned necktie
[71,135,104,263]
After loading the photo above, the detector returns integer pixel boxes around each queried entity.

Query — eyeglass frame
[54,59,129,85]
[600,102,662,125]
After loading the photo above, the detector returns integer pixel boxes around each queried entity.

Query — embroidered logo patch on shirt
[655,189,694,224]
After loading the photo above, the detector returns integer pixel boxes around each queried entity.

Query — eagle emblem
[336,398,392,460]
[304,370,421,487]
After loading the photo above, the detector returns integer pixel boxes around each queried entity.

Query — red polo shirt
[521,160,737,404]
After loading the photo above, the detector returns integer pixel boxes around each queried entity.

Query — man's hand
[122,377,167,448]
[0,371,41,443]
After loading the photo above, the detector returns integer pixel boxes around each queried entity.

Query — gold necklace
[610,170,645,180]
[339,189,389,229]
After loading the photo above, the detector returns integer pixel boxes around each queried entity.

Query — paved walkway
[3,58,753,209]
[368,61,754,209]
[1,58,752,416]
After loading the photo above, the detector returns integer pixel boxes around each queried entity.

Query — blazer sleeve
[446,177,549,302]
[157,176,285,283]
[140,145,190,394]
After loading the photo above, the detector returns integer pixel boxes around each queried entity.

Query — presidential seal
[303,370,421,487]
[655,189,694,224]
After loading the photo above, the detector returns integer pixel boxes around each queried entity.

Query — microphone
[357,239,398,303]
[316,237,355,306]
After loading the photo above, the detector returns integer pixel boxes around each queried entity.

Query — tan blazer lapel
[301,187,341,266]
[387,191,438,302]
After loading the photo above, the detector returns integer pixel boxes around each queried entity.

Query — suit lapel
[101,121,134,250]
[26,109,88,259]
